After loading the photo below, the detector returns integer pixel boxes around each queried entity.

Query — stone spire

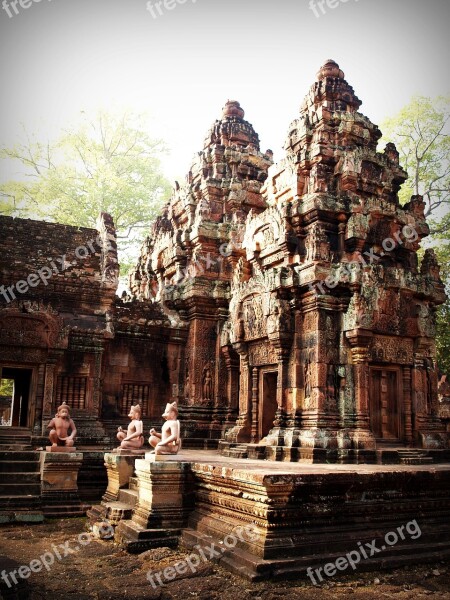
[129,101,273,302]
[204,100,261,150]
[310,59,362,112]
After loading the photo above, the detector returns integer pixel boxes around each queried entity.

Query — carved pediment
[0,304,68,349]
[243,206,287,260]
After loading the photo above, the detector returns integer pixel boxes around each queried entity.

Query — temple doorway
[369,367,403,442]
[259,370,278,440]
[0,368,33,428]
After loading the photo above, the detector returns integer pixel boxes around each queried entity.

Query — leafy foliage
[0,379,14,398]
[381,96,450,374]
[0,111,171,274]
[380,95,450,220]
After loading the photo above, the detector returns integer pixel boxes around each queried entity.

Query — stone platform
[91,449,450,580]
[219,441,450,464]
[179,451,450,580]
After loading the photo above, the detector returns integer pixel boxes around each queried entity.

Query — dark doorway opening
[0,368,32,428]
[259,371,278,440]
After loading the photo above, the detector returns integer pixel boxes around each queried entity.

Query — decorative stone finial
[223,100,245,119]
[317,59,345,81]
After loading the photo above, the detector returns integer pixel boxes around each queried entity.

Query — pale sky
[0,0,449,185]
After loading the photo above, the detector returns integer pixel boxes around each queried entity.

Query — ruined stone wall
[102,298,188,423]
[0,214,117,313]
[0,214,119,438]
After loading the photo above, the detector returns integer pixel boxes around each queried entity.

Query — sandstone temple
[1,59,449,463]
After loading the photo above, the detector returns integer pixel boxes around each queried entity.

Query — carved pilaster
[403,367,413,444]
[92,346,104,417]
[222,345,240,420]
[251,367,259,443]
[42,359,57,435]
[345,329,376,449]
[224,343,251,442]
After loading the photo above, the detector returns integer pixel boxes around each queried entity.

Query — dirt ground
[0,518,449,600]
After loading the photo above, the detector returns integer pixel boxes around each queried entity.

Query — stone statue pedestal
[114,456,195,552]
[87,452,145,531]
[39,451,84,517]
[111,448,146,456]
[45,446,77,453]
[144,452,191,462]
[102,452,144,503]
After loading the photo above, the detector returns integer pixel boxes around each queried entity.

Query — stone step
[182,528,450,581]
[226,445,248,458]
[397,450,434,465]
[181,438,220,450]
[398,452,429,457]
[104,501,134,522]
[0,482,41,496]
[118,488,138,507]
[0,472,40,484]
[400,457,434,465]
[0,495,41,510]
[0,451,40,462]
[43,506,87,518]
[129,476,139,491]
[0,510,44,524]
[0,434,32,449]
[0,460,40,473]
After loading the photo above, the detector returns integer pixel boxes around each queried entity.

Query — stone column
[265,348,290,452]
[92,344,104,418]
[224,343,251,442]
[41,358,57,436]
[403,366,413,444]
[222,345,240,422]
[345,329,376,449]
[412,340,447,448]
[250,367,259,443]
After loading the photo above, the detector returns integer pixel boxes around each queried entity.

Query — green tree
[380,95,450,220]
[381,96,450,375]
[432,239,450,375]
[0,378,14,398]
[0,111,171,274]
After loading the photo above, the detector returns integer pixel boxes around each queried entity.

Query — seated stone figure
[48,402,77,447]
[149,401,181,455]
[117,404,144,450]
